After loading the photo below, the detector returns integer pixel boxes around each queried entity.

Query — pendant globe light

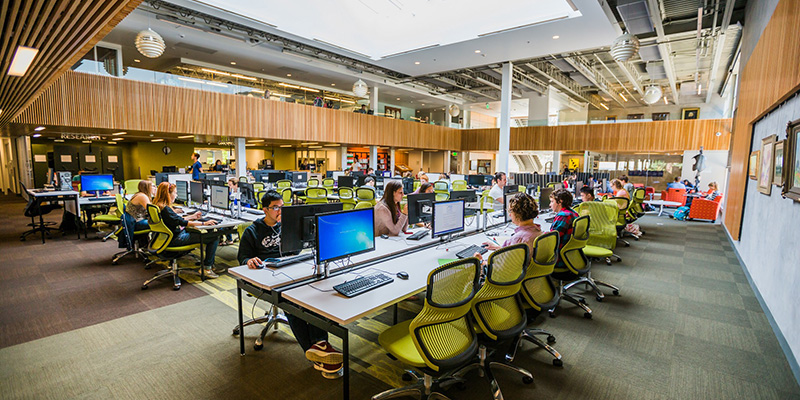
[135,28,166,58]
[448,104,460,117]
[642,85,663,105]
[352,79,368,97]
[610,33,640,62]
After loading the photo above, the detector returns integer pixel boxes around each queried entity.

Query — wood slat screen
[461,119,732,152]
[0,0,142,126]
[724,0,800,240]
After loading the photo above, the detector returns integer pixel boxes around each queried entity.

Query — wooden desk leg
[238,286,245,356]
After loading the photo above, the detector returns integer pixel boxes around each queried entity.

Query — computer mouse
[396,271,409,280]
[380,234,389,239]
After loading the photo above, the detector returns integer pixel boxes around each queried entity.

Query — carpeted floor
[0,195,798,399]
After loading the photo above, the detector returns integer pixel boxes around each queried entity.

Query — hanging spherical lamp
[610,33,640,62]
[352,79,368,97]
[642,85,663,105]
[448,104,460,117]
[135,28,166,58]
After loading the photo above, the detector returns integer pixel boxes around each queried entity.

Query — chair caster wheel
[102,238,107,242]
[141,285,148,290]
[596,296,603,302]
[616,258,622,263]
[232,327,240,336]
[402,372,415,381]
[254,343,263,351]
[606,260,612,265]
[547,335,556,344]
[633,237,639,241]
[624,243,630,247]
[553,359,563,367]
[112,260,118,265]
[522,376,534,384]
[578,298,587,305]
[173,285,180,291]
[584,312,592,319]
[549,312,556,318]
[612,290,620,296]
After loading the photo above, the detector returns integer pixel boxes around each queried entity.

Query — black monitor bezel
[175,180,189,203]
[314,207,375,265]
[189,181,204,204]
[281,202,344,254]
[337,176,355,188]
[431,199,465,238]
[407,192,436,225]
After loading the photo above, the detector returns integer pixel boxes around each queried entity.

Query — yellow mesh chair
[413,180,421,192]
[276,179,292,190]
[281,188,293,205]
[451,180,467,191]
[608,197,631,247]
[123,179,141,195]
[433,181,449,198]
[550,215,593,319]
[516,231,563,366]
[478,189,494,214]
[453,244,534,393]
[356,187,377,206]
[338,187,357,210]
[141,204,202,291]
[111,200,152,265]
[573,202,621,302]
[253,182,264,193]
[354,201,373,210]
[94,194,124,241]
[304,187,329,205]
[239,176,247,182]
[374,258,481,400]
[322,178,335,189]
[307,178,320,187]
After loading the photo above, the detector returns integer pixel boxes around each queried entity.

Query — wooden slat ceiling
[0,0,142,127]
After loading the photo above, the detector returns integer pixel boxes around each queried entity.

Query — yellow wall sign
[568,158,581,170]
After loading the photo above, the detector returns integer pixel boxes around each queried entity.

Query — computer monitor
[81,174,114,193]
[504,185,519,196]
[315,208,375,264]
[281,203,344,254]
[162,166,177,173]
[155,173,169,184]
[210,184,229,210]
[467,174,485,187]
[202,173,226,182]
[337,176,355,188]
[292,171,307,184]
[175,180,188,203]
[356,174,371,186]
[268,172,286,183]
[190,181,204,204]
[239,182,256,208]
[331,171,345,180]
[539,187,553,212]
[450,190,477,203]
[407,192,435,225]
[483,175,494,186]
[432,200,465,239]
[381,171,392,177]
[351,170,365,179]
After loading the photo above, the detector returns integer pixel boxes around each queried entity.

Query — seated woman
[127,180,154,232]
[549,188,579,267]
[412,182,434,195]
[611,179,629,200]
[419,174,429,184]
[483,193,542,253]
[153,182,221,278]
[374,181,408,237]
[704,182,720,200]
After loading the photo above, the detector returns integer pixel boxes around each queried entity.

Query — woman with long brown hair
[374,180,408,236]
[153,182,221,278]
[127,180,154,232]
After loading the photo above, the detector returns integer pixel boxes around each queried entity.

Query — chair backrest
[433,180,449,193]
[308,178,320,187]
[322,178,335,188]
[306,187,328,198]
[558,215,590,275]
[413,180,421,191]
[113,194,125,218]
[146,204,173,255]
[255,190,266,209]
[664,188,687,205]
[451,180,467,191]
[276,180,292,189]
[236,221,253,238]
[281,188,293,204]
[239,176,247,182]
[356,187,376,203]
[609,197,629,226]
[479,189,494,213]
[253,182,264,193]
[472,244,529,341]
[409,258,480,372]
[354,201,373,209]
[123,180,141,195]
[577,201,618,250]
[338,187,355,199]
[521,231,559,311]
[435,193,449,201]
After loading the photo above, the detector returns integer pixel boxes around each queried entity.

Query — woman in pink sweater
[374,181,408,236]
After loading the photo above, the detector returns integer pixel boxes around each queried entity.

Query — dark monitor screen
[450,190,477,203]
[356,174,372,186]
[292,171,307,184]
[155,173,169,184]
[190,181,204,204]
[281,203,344,254]
[268,172,285,183]
[504,185,519,195]
[326,171,334,178]
[483,175,494,186]
[315,208,375,264]
[81,174,114,192]
[432,200,465,238]
[162,166,177,173]
[351,170,365,179]
[175,180,188,203]
[467,175,485,186]
[239,182,256,207]
[337,176,355,188]
[539,187,553,212]
[407,192,435,225]
[203,173,226,182]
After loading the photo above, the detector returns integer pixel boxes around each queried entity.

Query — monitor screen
[407,192,435,225]
[268,172,285,183]
[504,185,519,195]
[351,170,365,178]
[190,181,204,204]
[381,171,392,177]
[281,203,344,253]
[315,208,375,264]
[239,182,256,207]
[337,176,355,188]
[210,184,229,210]
[81,174,114,192]
[432,200,465,238]
[483,175,494,186]
[356,174,370,186]
[292,171,307,183]
[450,190,477,203]
[539,187,553,212]
[331,171,345,180]
[467,175,485,186]
[175,180,188,203]
[204,173,226,182]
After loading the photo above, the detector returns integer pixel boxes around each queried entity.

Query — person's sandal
[203,269,219,279]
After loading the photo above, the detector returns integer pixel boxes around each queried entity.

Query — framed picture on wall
[652,112,669,121]
[606,116,617,122]
[681,108,700,120]
[783,118,800,202]
[773,140,785,187]
[757,135,775,195]
[627,114,644,120]
[748,151,759,180]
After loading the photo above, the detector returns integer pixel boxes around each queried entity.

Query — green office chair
[239,176,247,182]
[123,179,141,195]
[94,194,124,242]
[276,179,292,190]
[354,201,373,210]
[373,258,481,400]
[451,180,467,191]
[305,187,329,205]
[479,189,495,214]
[253,182,265,193]
[307,178,320,187]
[280,188,293,205]
[574,202,621,302]
[546,182,560,189]
[433,180,449,197]
[338,187,357,210]
[255,190,266,209]
[516,231,563,366]
[454,244,535,394]
[112,207,151,265]
[141,204,202,291]
[549,215,593,319]
[322,178,335,189]
[356,187,377,206]
[413,180,421,192]
[608,197,631,247]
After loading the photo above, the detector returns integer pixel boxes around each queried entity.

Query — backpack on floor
[673,206,690,221]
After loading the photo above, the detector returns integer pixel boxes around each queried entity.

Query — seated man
[579,186,595,203]
[667,177,686,190]
[361,176,376,190]
[488,171,507,209]
[238,190,343,379]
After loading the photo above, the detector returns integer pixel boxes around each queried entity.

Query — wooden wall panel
[461,119,732,152]
[724,0,800,240]
[11,71,461,150]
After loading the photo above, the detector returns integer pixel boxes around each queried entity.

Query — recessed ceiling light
[230,61,236,65]
[82,140,92,143]
[151,138,164,142]
[280,144,292,147]
[112,138,124,141]
[178,135,194,139]
[8,46,38,76]
[108,141,117,145]
[474,50,481,53]
[331,83,335,86]
[396,98,400,100]
[324,143,340,146]
[286,74,292,77]
[309,145,323,149]
[34,126,45,131]
[552,35,560,39]
[32,133,41,138]
[112,131,126,135]
[248,139,265,143]
[54,139,64,142]
[421,103,425,106]
[414,61,420,65]
[300,142,318,145]
[134,59,141,63]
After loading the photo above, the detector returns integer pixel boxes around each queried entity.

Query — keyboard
[407,229,429,240]
[243,208,265,215]
[87,197,113,202]
[198,216,222,223]
[261,253,314,268]
[334,272,394,298]
[456,244,488,259]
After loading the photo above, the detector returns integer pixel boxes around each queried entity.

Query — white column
[497,62,513,174]
[526,90,548,127]
[340,146,348,170]
[369,145,378,171]
[390,148,396,176]
[552,151,561,174]
[234,137,247,177]
[370,86,379,114]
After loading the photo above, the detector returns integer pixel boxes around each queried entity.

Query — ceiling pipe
[706,0,735,103]
[594,54,641,105]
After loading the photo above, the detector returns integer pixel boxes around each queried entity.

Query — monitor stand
[316,261,330,278]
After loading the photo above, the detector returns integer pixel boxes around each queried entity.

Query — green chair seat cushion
[94,215,121,223]
[165,243,201,252]
[133,230,151,235]
[378,320,426,368]
[583,245,613,258]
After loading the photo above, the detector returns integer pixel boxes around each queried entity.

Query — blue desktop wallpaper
[317,208,375,263]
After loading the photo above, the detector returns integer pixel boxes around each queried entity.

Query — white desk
[25,189,81,243]
[644,200,682,216]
